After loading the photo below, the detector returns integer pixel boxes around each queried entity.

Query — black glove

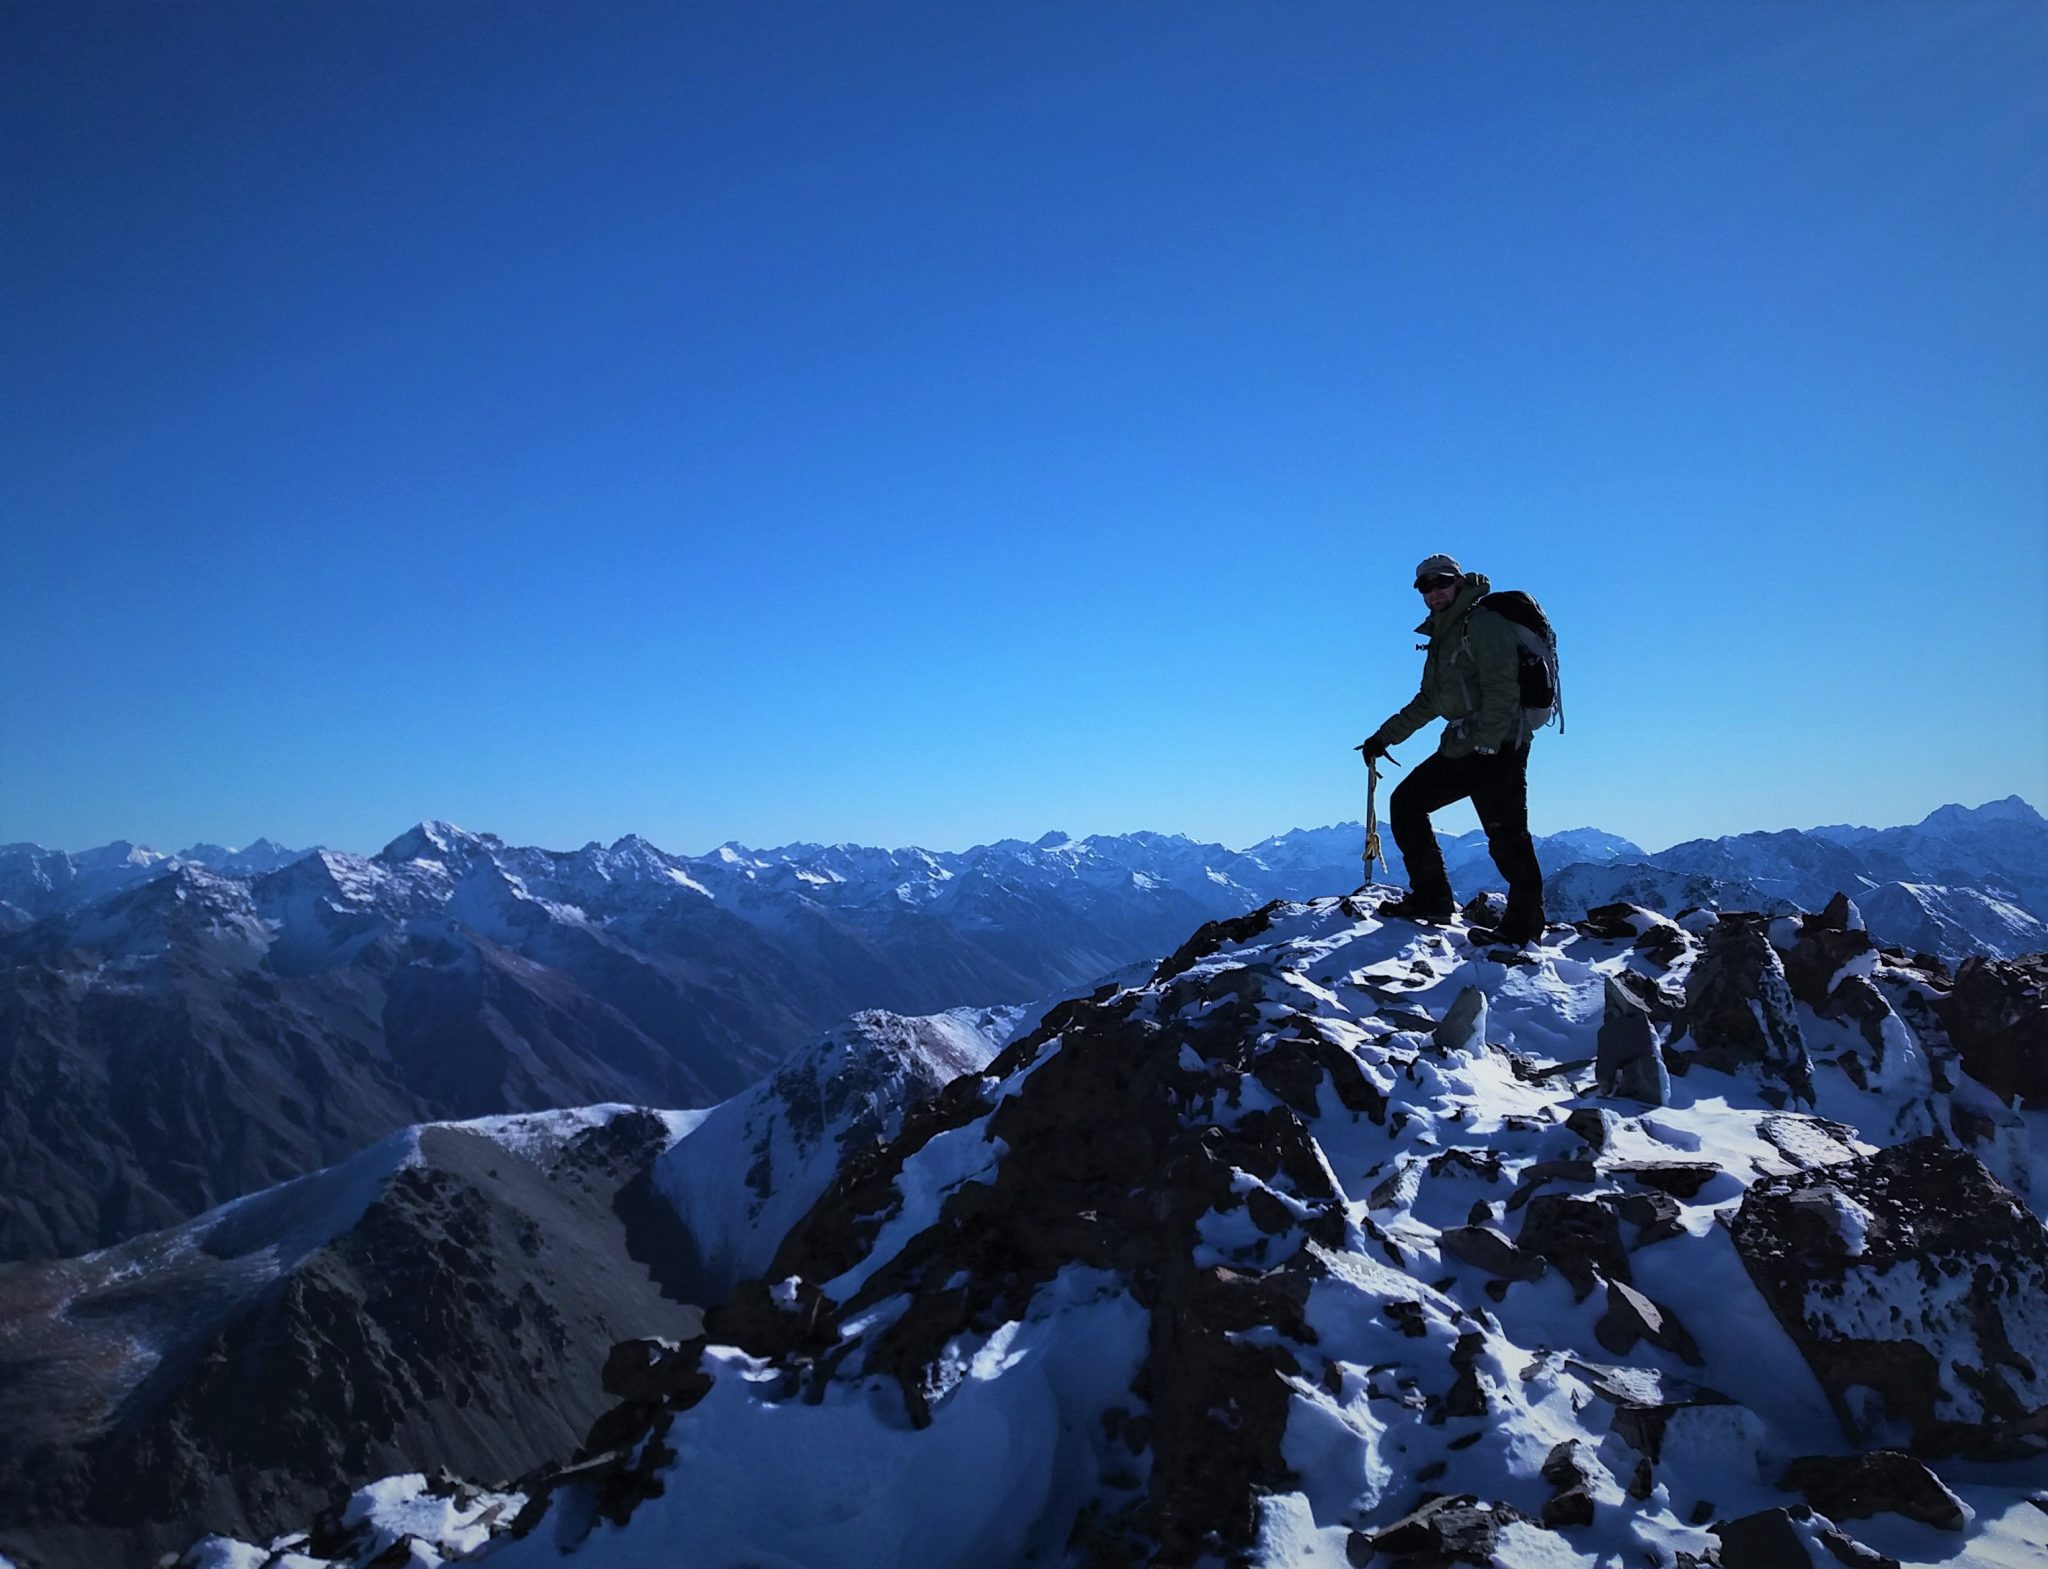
[1357,736,1386,763]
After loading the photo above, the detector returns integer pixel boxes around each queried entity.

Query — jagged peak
[378,819,491,863]
[601,833,683,872]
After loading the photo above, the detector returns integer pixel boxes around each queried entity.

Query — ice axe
[1351,742,1401,892]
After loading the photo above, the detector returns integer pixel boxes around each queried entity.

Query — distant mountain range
[0,797,2039,1265]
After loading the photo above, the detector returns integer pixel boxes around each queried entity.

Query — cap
[1413,553,1463,587]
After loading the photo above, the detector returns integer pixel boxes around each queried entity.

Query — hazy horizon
[12,788,2039,867]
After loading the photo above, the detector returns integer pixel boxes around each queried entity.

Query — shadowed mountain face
[0,1108,704,1569]
[0,998,1019,1569]
[0,863,809,1264]
[2,801,2039,1265]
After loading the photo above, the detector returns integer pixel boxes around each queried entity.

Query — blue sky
[3,0,2043,858]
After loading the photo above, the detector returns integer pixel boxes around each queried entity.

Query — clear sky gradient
[3,1,2043,857]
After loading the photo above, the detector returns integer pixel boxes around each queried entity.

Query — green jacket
[1369,572,1524,759]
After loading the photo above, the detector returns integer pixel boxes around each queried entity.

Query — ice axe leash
[1352,743,1401,892]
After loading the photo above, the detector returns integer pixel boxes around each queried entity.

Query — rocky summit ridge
[154,891,2048,1569]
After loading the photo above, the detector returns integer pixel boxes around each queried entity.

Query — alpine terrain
[2,880,2043,1568]
[2,799,2040,1268]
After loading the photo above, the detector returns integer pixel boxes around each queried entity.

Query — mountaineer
[1357,553,1558,945]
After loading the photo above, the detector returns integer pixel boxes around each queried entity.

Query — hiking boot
[1381,889,1455,924]
[1494,905,1547,945]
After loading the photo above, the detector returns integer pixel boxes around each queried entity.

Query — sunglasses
[1415,575,1459,593]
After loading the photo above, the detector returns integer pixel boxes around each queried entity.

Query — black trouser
[1389,743,1544,915]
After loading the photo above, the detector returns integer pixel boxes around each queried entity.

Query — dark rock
[580,1400,665,1458]
[1939,954,2048,1107]
[1820,1528,1901,1569]
[1427,1147,1504,1184]
[1777,1451,1967,1530]
[1564,1107,1615,1152]
[1637,923,1693,970]
[1579,903,1649,940]
[600,1336,711,1405]
[1813,893,1862,932]
[1151,901,1287,983]
[1627,1458,1654,1500]
[1433,987,1489,1055]
[1540,1484,1595,1529]
[1370,1163,1419,1211]
[1594,1279,1702,1364]
[1729,1137,2048,1457]
[1461,891,1507,929]
[506,1409,677,1549]
[1613,1189,1685,1247]
[1384,1300,1429,1338]
[1540,1439,1587,1488]
[1251,1030,1333,1117]
[1443,1331,1488,1418]
[1538,1440,1595,1528]
[1438,1225,1544,1282]
[702,1275,836,1360]
[1609,963,1681,1019]
[1246,1186,1294,1235]
[1516,1194,1630,1300]
[1611,1161,1721,1200]
[1596,975,1670,1104]
[1369,1495,1526,1564]
[1262,1023,1389,1122]
[1505,1158,1596,1211]
[1674,917,1815,1103]
[1711,1507,1817,1569]
[1782,914,1879,1013]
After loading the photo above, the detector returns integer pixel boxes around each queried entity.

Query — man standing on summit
[1358,554,1550,944]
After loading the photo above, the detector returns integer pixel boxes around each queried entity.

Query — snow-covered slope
[179,893,2048,1569]
[1858,882,2048,961]
[0,839,175,920]
[652,1005,1022,1300]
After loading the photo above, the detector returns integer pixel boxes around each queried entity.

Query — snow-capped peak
[1918,794,2046,832]
[377,819,489,864]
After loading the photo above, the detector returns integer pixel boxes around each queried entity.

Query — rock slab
[1729,1137,2048,1457]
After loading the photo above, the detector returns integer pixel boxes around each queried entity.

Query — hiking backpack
[1472,590,1563,733]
